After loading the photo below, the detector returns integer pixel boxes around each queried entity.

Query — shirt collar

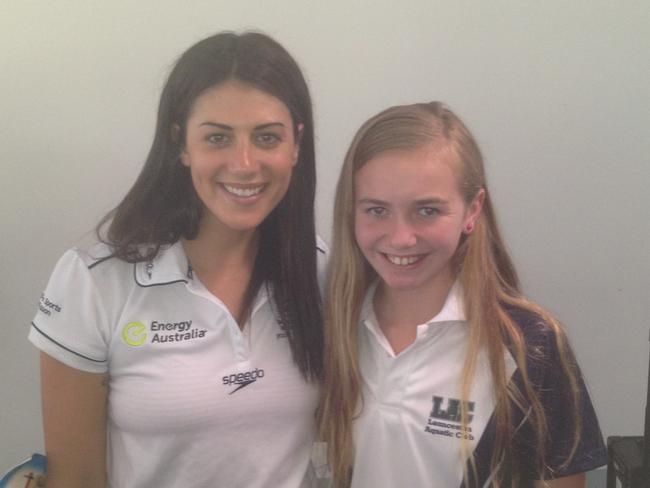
[429,281,465,323]
[360,280,466,327]
[134,241,192,286]
[360,281,466,356]
[133,241,271,314]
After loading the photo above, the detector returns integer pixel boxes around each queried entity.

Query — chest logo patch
[122,322,147,346]
[425,395,475,440]
[223,368,266,394]
[121,320,207,346]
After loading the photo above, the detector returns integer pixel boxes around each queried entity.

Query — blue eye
[418,207,439,217]
[366,207,387,218]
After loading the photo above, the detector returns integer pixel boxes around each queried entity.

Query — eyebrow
[357,198,388,206]
[198,122,287,130]
[414,197,449,206]
[357,197,449,206]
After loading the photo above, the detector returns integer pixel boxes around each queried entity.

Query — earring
[465,222,474,234]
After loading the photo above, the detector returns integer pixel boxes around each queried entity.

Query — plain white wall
[1,0,648,473]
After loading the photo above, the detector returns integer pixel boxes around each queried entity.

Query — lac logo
[429,395,474,423]
[122,321,147,346]
[424,396,476,440]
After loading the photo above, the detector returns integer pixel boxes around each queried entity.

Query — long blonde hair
[318,102,582,487]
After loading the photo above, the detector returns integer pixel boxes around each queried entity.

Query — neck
[181,219,259,327]
[183,217,259,275]
[374,271,455,329]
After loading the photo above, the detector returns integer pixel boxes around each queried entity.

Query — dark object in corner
[606,331,650,487]
[608,436,647,487]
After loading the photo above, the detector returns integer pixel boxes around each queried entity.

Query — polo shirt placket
[352,283,512,488]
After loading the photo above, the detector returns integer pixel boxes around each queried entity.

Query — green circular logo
[122,321,147,346]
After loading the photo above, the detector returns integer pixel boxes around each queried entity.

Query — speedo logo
[223,368,265,395]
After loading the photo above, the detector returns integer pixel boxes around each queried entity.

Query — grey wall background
[1,0,648,483]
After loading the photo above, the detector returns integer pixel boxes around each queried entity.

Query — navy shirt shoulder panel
[508,306,607,479]
[465,306,606,485]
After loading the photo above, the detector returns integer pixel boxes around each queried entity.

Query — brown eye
[207,133,229,146]
[255,133,281,147]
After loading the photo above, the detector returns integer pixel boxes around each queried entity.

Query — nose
[387,216,417,249]
[230,140,259,175]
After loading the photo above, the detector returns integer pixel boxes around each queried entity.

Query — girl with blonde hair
[319,102,606,487]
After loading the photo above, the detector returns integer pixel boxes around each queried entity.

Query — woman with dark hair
[29,31,325,488]
[319,102,606,487]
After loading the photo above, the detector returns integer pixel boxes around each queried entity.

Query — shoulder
[503,304,574,387]
[52,241,122,269]
[504,305,560,352]
[49,242,136,294]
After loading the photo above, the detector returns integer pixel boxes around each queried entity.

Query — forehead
[354,145,462,200]
[187,81,293,127]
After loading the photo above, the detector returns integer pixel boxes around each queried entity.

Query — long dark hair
[97,31,322,380]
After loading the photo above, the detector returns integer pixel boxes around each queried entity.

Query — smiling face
[180,81,301,238]
[354,144,483,299]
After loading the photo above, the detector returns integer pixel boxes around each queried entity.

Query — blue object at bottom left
[0,453,46,487]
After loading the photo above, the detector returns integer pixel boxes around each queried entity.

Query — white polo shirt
[29,239,328,488]
[351,283,606,487]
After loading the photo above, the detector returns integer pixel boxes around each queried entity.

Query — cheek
[189,166,212,195]
[354,217,378,252]
[353,217,366,249]
[434,221,465,249]
[272,153,297,181]
[280,162,296,182]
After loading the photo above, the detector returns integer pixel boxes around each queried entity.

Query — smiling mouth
[384,254,425,266]
[222,184,265,197]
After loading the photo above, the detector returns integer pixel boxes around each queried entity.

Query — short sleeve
[28,248,110,373]
[514,320,607,479]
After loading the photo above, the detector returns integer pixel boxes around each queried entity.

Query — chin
[230,219,266,233]
[211,214,267,234]
[378,276,423,292]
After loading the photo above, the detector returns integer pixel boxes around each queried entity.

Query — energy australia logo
[222,368,266,394]
[122,322,147,346]
[121,319,207,346]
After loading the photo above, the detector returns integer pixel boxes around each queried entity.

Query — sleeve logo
[38,293,62,316]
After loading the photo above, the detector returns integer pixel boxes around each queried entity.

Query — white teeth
[386,254,420,266]
[223,184,263,197]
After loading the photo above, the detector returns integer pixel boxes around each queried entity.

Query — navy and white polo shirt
[29,239,327,488]
[351,283,606,488]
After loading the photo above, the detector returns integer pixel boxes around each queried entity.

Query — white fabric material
[29,239,328,488]
[351,283,516,488]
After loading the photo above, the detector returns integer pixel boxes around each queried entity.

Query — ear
[172,123,190,167]
[462,188,485,235]
[292,123,304,166]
